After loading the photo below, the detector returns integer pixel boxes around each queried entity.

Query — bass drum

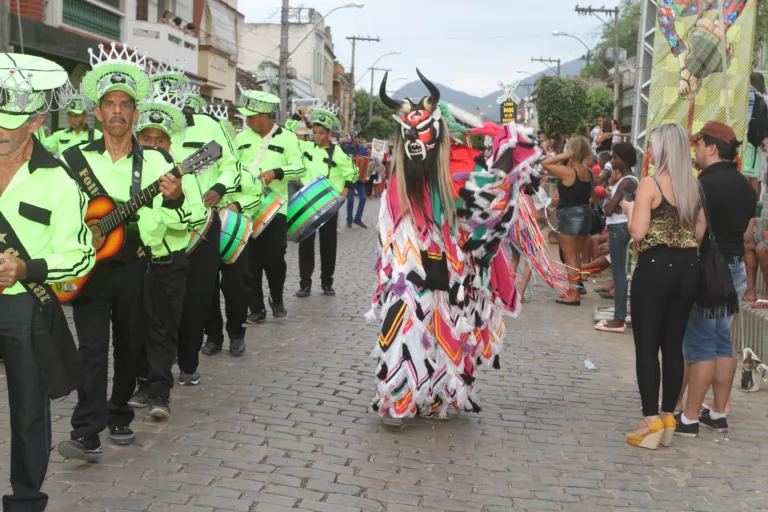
[286,176,345,243]
[219,208,253,264]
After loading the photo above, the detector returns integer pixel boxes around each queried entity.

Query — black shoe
[58,437,103,461]
[127,389,149,408]
[229,338,245,357]
[179,371,201,386]
[201,336,223,355]
[296,286,311,297]
[346,221,353,228]
[269,299,287,320]
[149,397,171,419]
[246,310,267,324]
[674,420,699,438]
[109,424,136,445]
[699,409,728,433]
[321,284,335,296]
[354,220,368,229]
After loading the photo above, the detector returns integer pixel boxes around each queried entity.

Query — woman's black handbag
[696,185,739,318]
[588,171,606,235]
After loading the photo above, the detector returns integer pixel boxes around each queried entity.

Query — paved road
[3,197,768,511]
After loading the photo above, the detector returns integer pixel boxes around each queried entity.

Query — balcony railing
[63,0,121,40]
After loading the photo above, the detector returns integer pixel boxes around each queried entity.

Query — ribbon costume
[368,70,566,420]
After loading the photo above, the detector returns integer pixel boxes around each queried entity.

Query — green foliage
[354,89,398,139]
[536,76,588,140]
[364,116,396,140]
[581,0,641,79]
[585,86,614,121]
[469,134,486,150]
[756,0,768,67]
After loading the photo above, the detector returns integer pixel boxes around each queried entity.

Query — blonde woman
[543,136,594,305]
[621,123,705,449]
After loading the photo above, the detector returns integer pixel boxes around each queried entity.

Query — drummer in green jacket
[232,86,305,324]
[288,103,356,297]
[42,92,101,155]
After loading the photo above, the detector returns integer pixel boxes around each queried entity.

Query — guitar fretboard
[98,167,182,233]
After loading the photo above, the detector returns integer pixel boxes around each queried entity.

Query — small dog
[741,348,768,392]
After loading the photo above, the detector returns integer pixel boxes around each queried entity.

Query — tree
[354,89,398,139]
[536,76,588,141]
[580,0,641,79]
[585,86,614,122]
[364,116,396,140]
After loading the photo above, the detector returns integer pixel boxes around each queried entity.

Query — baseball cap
[690,121,737,144]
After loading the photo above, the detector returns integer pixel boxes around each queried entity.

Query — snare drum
[251,189,285,239]
[187,208,214,254]
[286,176,345,243]
[219,208,253,264]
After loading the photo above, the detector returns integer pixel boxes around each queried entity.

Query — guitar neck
[98,166,182,234]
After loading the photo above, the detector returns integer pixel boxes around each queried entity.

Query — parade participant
[344,132,369,228]
[231,86,304,325]
[289,102,356,297]
[129,82,196,417]
[368,71,564,425]
[57,43,185,461]
[0,53,95,511]
[42,86,101,154]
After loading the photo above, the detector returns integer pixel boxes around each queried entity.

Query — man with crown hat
[286,102,357,297]
[227,87,304,329]
[42,86,101,155]
[0,53,95,510]
[57,42,189,462]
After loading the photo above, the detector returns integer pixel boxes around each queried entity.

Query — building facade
[193,0,244,104]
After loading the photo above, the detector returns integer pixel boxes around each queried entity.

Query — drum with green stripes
[286,177,345,243]
[218,208,253,264]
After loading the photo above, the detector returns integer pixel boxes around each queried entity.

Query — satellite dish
[287,67,297,79]
[604,47,627,64]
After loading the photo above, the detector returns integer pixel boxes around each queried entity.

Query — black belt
[726,256,744,265]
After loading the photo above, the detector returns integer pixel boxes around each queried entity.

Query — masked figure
[368,70,566,423]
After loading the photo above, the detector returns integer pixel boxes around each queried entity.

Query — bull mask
[380,69,442,161]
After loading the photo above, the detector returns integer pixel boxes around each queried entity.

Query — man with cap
[287,102,356,297]
[57,43,186,461]
[224,86,304,331]
[675,121,756,439]
[42,87,101,155]
[0,53,95,511]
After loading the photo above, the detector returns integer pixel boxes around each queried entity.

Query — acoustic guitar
[53,141,222,303]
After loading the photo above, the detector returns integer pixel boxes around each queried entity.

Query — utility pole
[277,0,291,124]
[575,4,621,121]
[531,57,561,76]
[346,35,379,129]
[368,66,390,121]
[0,0,11,52]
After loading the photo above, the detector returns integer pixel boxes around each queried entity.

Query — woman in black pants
[622,123,705,450]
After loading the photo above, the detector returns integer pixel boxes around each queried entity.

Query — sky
[238,0,622,98]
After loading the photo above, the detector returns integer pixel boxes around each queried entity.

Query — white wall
[123,0,199,74]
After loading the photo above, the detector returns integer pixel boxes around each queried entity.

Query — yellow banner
[644,0,757,175]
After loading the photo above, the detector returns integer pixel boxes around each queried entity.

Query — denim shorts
[683,262,748,364]
[557,205,592,237]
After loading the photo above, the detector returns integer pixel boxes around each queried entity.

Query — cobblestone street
[3,197,768,511]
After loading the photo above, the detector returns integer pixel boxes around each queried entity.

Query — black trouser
[71,259,146,440]
[299,212,338,289]
[630,246,699,417]
[248,213,288,311]
[206,244,250,341]
[144,251,189,399]
[0,294,51,512]
[178,215,221,373]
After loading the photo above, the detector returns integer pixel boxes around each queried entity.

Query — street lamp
[368,52,400,120]
[288,3,364,58]
[517,69,535,76]
[552,31,610,73]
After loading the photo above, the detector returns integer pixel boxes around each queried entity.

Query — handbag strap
[697,182,716,242]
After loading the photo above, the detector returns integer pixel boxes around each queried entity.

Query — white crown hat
[0,53,69,130]
[81,42,150,103]
[137,83,188,142]
[174,82,205,112]
[148,58,188,88]
[202,103,229,121]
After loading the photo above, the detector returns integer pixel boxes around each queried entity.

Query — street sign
[500,99,517,124]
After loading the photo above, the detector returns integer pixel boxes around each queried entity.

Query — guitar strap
[248,123,280,175]
[0,211,83,399]
[130,146,143,196]
[88,127,95,144]
[62,145,109,198]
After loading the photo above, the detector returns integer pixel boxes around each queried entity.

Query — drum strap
[248,124,280,175]
[322,144,337,177]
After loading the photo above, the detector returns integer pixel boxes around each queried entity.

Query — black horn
[416,68,440,111]
[379,71,407,112]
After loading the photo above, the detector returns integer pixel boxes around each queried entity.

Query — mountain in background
[392,58,588,122]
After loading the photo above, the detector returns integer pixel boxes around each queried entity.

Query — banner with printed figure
[291,98,318,138]
[644,0,757,175]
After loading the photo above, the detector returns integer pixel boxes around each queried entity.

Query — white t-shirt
[591,126,601,149]
[612,130,622,146]
[606,175,637,225]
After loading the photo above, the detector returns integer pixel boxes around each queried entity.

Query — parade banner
[644,0,757,175]
[371,139,388,161]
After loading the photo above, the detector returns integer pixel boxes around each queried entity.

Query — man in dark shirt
[676,121,756,438]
